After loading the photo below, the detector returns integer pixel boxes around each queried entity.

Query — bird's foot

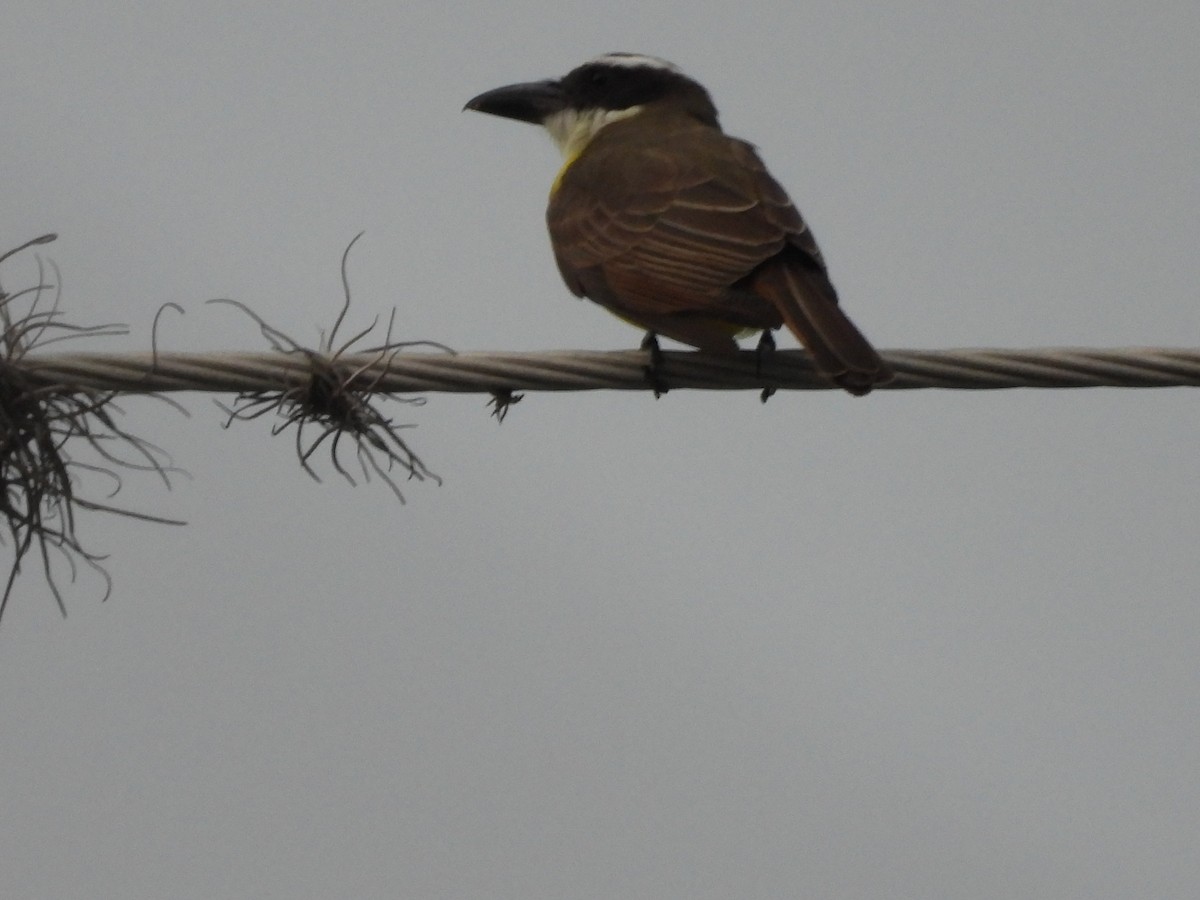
[641,332,669,398]
[756,330,777,403]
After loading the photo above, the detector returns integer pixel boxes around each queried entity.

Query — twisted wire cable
[11,346,1200,395]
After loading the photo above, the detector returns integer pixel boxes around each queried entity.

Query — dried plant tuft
[213,233,449,503]
[0,235,184,623]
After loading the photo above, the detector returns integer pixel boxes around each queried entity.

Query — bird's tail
[751,255,892,396]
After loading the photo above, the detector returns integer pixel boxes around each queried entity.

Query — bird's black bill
[464,79,565,124]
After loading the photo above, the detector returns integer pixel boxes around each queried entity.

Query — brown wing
[547,113,822,326]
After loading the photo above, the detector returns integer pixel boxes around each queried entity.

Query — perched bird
[466,53,891,395]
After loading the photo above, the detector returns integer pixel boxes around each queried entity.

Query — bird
[465,52,891,395]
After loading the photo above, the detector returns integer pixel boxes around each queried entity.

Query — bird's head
[465,53,719,159]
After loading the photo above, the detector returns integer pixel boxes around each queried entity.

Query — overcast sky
[3,2,1200,898]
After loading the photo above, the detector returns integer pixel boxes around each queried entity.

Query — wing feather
[548,116,815,318]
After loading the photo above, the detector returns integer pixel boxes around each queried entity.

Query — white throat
[543,106,644,160]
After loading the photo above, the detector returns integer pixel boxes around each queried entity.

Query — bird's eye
[588,70,609,87]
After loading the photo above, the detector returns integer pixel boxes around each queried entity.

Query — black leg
[756,330,777,402]
[640,332,669,398]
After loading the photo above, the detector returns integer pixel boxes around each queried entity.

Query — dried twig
[487,389,524,423]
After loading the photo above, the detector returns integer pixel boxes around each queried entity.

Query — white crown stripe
[587,53,682,73]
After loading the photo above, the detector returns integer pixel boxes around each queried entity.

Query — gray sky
[4,2,1200,897]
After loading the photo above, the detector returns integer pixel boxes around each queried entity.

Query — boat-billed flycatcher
[466,53,891,395]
